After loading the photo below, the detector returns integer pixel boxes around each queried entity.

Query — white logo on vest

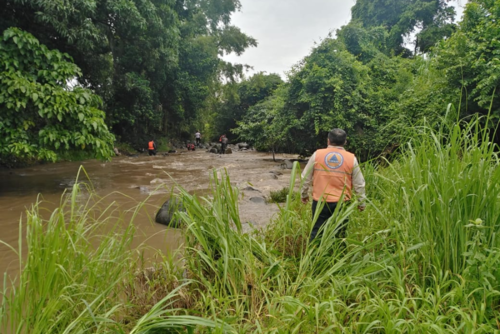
[324,152,344,169]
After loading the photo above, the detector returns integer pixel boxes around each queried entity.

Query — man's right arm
[301,153,316,203]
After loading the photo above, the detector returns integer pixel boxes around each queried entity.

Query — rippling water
[0,149,298,280]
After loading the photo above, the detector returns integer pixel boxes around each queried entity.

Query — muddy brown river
[0,148,299,281]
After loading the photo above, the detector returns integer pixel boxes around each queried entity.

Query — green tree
[233,85,292,161]
[435,0,500,126]
[351,0,455,55]
[211,72,283,140]
[1,0,256,145]
[0,28,115,166]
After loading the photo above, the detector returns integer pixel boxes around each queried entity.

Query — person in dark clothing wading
[219,134,228,154]
[195,131,201,146]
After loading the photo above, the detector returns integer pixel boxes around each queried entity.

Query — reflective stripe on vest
[312,147,355,202]
[148,141,155,150]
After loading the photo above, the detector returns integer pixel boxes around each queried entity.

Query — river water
[0,148,298,280]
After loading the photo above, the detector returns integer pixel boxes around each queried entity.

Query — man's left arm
[352,157,366,211]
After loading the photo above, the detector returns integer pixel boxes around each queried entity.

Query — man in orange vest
[148,139,157,156]
[301,128,366,241]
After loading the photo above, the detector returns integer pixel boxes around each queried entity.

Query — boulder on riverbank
[238,142,249,150]
[155,198,184,228]
[282,159,294,169]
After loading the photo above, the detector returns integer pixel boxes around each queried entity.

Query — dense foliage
[232,0,500,161]
[223,1,458,158]
[5,0,500,165]
[1,0,256,161]
[210,72,283,141]
[0,28,115,165]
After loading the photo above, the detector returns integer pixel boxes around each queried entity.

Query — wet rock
[242,186,261,192]
[270,171,283,176]
[270,173,278,180]
[282,159,294,169]
[249,196,266,204]
[150,178,168,184]
[225,148,232,154]
[238,142,249,149]
[155,198,185,228]
[210,148,218,154]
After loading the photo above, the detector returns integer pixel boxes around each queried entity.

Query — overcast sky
[222,0,467,78]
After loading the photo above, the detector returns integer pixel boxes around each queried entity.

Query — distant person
[195,130,201,146]
[219,134,228,154]
[187,142,195,151]
[148,139,157,156]
[301,128,366,242]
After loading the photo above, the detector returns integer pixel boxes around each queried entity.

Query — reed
[0,169,230,333]
[2,115,500,332]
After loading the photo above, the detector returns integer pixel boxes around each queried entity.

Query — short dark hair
[328,129,346,146]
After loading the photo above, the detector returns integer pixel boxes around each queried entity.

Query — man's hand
[301,197,309,204]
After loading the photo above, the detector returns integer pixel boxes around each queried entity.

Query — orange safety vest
[148,141,155,150]
[312,147,355,202]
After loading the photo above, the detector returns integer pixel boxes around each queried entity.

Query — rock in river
[155,198,185,228]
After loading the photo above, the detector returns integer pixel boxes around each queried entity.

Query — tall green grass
[0,169,231,333]
[2,115,500,332]
[374,116,500,275]
[171,116,500,332]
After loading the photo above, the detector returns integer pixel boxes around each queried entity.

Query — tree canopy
[351,0,456,54]
[0,28,115,166]
[4,0,500,165]
[1,0,256,155]
[232,0,500,161]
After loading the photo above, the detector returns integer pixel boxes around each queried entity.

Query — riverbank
[0,149,301,279]
[3,121,500,332]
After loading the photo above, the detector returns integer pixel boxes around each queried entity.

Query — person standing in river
[195,130,202,146]
[220,134,228,154]
[301,128,366,242]
[148,139,157,156]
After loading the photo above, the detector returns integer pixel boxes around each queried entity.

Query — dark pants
[310,200,348,242]
[196,138,201,146]
[221,143,227,154]
[148,149,156,156]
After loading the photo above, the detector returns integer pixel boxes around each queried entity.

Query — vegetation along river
[0,148,300,280]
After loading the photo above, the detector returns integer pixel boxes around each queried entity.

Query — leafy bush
[0,28,115,166]
[268,187,299,203]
